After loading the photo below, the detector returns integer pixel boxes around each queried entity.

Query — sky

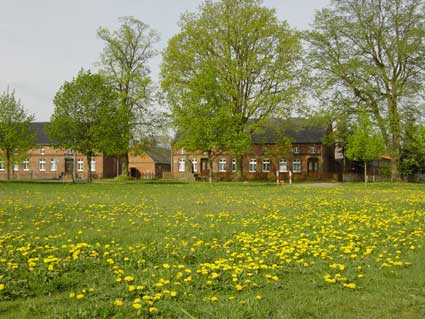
[0,0,330,121]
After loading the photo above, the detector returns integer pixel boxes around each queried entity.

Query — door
[65,158,74,175]
[200,158,209,176]
[307,158,319,176]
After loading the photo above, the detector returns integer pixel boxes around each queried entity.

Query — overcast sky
[0,0,330,121]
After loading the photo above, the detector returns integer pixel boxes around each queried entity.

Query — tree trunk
[121,153,129,177]
[388,92,401,182]
[364,161,368,185]
[207,150,213,184]
[86,153,92,183]
[6,149,10,181]
[235,154,244,181]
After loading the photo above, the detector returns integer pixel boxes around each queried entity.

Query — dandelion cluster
[0,183,424,317]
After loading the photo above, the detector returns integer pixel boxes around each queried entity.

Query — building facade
[0,122,170,180]
[172,119,336,181]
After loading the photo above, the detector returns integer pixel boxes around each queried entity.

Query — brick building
[172,118,336,181]
[0,122,170,180]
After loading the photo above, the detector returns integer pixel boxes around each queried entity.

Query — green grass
[0,182,424,318]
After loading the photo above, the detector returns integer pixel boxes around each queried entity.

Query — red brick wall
[172,143,335,181]
[0,145,104,180]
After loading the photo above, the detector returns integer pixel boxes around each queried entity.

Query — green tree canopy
[97,16,160,176]
[345,113,385,184]
[47,70,117,182]
[305,0,425,181]
[0,89,35,180]
[162,0,302,176]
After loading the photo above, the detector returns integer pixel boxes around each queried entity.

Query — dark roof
[250,118,328,144]
[145,147,171,165]
[30,122,50,145]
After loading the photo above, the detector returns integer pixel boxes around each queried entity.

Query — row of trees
[1,0,425,182]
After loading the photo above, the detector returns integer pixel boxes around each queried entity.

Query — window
[309,146,316,154]
[249,159,257,172]
[191,159,198,173]
[39,158,46,171]
[77,159,84,171]
[293,146,300,154]
[23,159,29,171]
[293,159,301,173]
[90,158,96,172]
[13,163,19,171]
[219,159,226,172]
[178,158,185,172]
[232,159,237,172]
[0,161,4,171]
[262,159,270,172]
[279,159,288,172]
[50,159,57,172]
[40,148,45,155]
[180,148,185,155]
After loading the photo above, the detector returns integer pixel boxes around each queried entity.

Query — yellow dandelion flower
[210,296,219,302]
[132,303,142,310]
[114,299,124,306]
[148,307,158,313]
[343,283,356,289]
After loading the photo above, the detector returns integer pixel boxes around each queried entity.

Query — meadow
[0,181,424,319]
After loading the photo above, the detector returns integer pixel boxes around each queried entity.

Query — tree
[171,62,249,183]
[47,70,117,182]
[305,0,425,181]
[161,0,301,177]
[401,121,425,176]
[345,113,385,184]
[97,16,160,176]
[0,89,35,180]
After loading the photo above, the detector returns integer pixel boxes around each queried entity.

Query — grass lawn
[0,182,424,318]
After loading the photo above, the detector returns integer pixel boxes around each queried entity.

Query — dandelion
[343,283,356,289]
[114,299,124,306]
[148,307,158,313]
[132,303,142,310]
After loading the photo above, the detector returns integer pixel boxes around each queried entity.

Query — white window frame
[50,158,57,172]
[191,159,198,173]
[13,163,19,171]
[249,159,257,173]
[293,159,301,173]
[90,158,96,172]
[39,158,46,171]
[178,158,185,172]
[232,159,237,172]
[0,161,4,171]
[262,159,270,172]
[279,159,288,172]
[309,146,316,154]
[293,146,300,154]
[218,159,227,172]
[23,159,30,171]
[40,148,45,155]
[77,159,84,172]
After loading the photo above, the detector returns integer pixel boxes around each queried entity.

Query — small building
[128,147,171,179]
[0,122,170,180]
[172,118,336,181]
